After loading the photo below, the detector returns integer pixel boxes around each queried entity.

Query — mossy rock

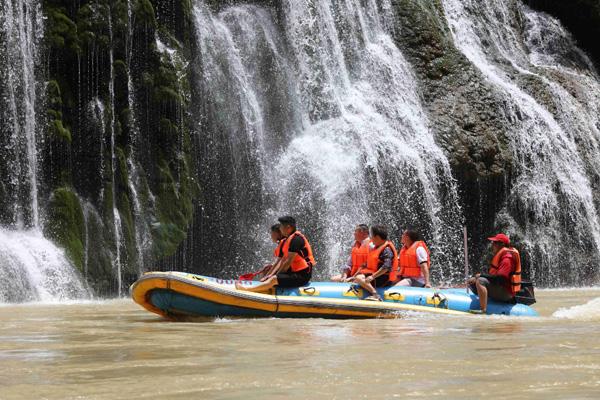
[150,158,195,258]
[115,146,130,190]
[134,0,157,27]
[44,5,80,53]
[44,187,86,273]
[50,119,72,143]
[47,80,62,107]
[117,192,138,275]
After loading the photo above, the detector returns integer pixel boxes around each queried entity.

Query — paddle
[238,272,259,281]
[238,264,272,281]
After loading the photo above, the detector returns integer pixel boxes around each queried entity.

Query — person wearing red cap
[467,233,522,314]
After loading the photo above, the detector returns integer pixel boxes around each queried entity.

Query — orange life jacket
[281,230,316,272]
[349,239,371,276]
[399,241,430,279]
[490,247,521,295]
[273,239,285,258]
[360,241,399,282]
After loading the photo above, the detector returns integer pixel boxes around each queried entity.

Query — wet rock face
[36,0,198,295]
[390,0,513,264]
[524,0,600,70]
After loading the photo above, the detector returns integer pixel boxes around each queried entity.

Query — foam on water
[0,229,89,303]
[553,297,600,321]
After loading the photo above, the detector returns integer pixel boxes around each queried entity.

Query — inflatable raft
[130,272,539,319]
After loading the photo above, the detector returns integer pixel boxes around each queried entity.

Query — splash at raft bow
[130,272,539,319]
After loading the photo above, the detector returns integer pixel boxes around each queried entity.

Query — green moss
[44,6,80,53]
[44,187,86,273]
[46,80,72,143]
[150,157,195,258]
[134,0,157,27]
[115,146,130,190]
[118,192,138,273]
[40,0,200,288]
[50,119,72,142]
[47,80,62,107]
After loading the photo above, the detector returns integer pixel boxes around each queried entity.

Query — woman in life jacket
[396,229,432,288]
[350,225,398,301]
[330,224,371,282]
[236,216,316,293]
[467,233,522,314]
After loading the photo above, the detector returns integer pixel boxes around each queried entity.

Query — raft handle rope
[387,292,403,301]
[303,287,317,295]
[431,292,448,309]
[347,285,361,296]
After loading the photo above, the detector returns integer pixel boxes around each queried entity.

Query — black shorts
[276,268,312,288]
[364,273,390,288]
[399,277,425,288]
[470,277,514,303]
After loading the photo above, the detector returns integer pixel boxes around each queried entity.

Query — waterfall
[0,0,41,228]
[192,0,464,279]
[0,0,89,302]
[442,0,600,285]
[0,229,89,302]
[107,12,123,295]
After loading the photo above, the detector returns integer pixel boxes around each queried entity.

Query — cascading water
[0,0,88,302]
[193,0,464,279]
[107,12,123,295]
[0,0,41,228]
[0,229,89,302]
[442,0,600,285]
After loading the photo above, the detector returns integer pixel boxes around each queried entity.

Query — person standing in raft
[351,225,398,301]
[467,233,522,314]
[236,216,316,293]
[396,229,432,288]
[330,224,371,282]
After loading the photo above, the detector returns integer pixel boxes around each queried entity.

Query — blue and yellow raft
[130,272,539,319]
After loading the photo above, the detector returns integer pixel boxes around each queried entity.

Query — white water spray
[193,0,464,278]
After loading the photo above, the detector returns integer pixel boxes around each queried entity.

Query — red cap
[487,233,510,245]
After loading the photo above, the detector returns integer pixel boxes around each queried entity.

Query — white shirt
[416,246,428,265]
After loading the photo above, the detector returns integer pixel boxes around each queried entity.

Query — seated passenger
[256,224,286,280]
[467,233,521,314]
[351,225,398,301]
[331,224,371,282]
[396,230,432,288]
[236,216,316,293]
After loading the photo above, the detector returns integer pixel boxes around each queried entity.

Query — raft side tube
[130,272,539,319]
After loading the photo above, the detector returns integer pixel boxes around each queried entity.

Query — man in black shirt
[236,216,315,293]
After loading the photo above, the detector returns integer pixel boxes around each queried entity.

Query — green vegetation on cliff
[41,0,198,294]
[44,187,86,273]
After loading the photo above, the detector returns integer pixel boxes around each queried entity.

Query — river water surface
[1,289,599,399]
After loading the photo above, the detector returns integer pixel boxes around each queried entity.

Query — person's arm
[267,235,304,276]
[340,254,353,281]
[271,253,296,275]
[416,246,431,287]
[260,257,282,279]
[366,248,392,282]
[482,254,513,282]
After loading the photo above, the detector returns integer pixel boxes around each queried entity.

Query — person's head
[370,225,388,246]
[354,224,369,243]
[401,229,421,248]
[278,216,296,236]
[270,223,283,242]
[487,233,510,255]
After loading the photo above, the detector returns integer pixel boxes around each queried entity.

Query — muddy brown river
[1,289,599,399]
